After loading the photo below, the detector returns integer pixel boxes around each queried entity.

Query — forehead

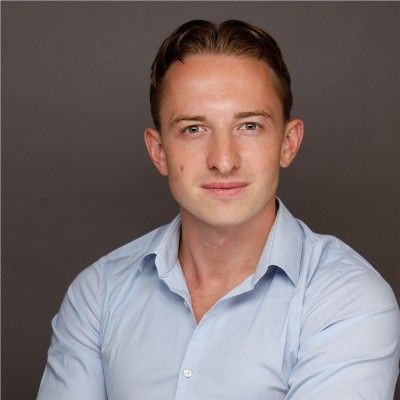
[164,54,276,92]
[159,54,283,123]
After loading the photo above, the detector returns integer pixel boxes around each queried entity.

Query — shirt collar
[252,198,303,286]
[140,198,303,286]
[138,214,181,276]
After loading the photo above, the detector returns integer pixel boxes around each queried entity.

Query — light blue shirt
[37,199,400,399]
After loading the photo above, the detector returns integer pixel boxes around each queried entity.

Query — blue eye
[242,122,259,130]
[183,125,201,134]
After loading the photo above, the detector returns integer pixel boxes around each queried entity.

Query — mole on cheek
[179,165,184,172]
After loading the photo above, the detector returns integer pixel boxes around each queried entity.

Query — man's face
[145,54,303,228]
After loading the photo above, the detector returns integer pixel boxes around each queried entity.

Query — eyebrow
[169,115,207,128]
[168,110,273,128]
[234,110,273,121]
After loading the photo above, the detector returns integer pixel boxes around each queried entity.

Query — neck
[178,199,277,289]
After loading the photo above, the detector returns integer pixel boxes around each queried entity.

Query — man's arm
[286,266,400,399]
[37,261,107,400]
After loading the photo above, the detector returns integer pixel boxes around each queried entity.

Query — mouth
[201,181,249,198]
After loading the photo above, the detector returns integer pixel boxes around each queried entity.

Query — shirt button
[183,369,193,378]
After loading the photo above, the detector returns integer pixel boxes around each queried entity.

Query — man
[37,19,400,399]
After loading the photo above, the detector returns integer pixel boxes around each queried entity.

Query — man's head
[150,19,293,131]
[145,20,303,229]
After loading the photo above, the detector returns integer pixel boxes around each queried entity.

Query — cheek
[165,140,207,179]
[245,144,281,171]
[167,145,202,176]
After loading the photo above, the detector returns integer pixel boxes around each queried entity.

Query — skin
[145,54,303,323]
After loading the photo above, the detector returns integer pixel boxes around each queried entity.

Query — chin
[175,189,276,229]
[184,206,261,229]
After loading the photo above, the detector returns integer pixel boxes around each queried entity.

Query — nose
[206,130,240,175]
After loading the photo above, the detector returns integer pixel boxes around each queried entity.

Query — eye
[239,122,261,131]
[181,125,202,135]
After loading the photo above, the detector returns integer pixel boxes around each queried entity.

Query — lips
[201,181,248,198]
[201,182,248,190]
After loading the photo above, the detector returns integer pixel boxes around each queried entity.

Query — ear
[144,128,168,176]
[280,118,304,168]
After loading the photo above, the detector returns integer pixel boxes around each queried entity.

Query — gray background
[2,2,399,399]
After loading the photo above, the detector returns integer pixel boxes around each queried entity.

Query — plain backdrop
[2,2,399,399]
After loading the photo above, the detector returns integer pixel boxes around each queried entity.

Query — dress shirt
[37,199,400,400]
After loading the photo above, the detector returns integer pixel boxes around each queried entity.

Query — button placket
[174,313,217,400]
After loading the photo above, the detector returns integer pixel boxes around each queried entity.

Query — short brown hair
[150,19,293,130]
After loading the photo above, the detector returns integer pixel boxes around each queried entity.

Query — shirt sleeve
[286,267,400,400]
[36,261,107,400]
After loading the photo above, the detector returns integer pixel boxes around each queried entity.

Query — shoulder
[297,220,399,332]
[101,222,168,272]
[285,218,400,399]
[68,222,171,295]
